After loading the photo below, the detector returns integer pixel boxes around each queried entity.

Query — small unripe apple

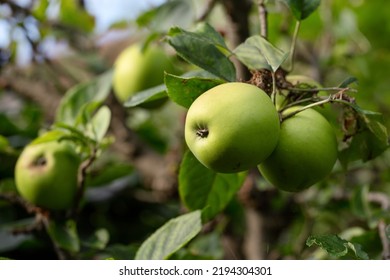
[258,107,338,192]
[185,82,280,173]
[112,43,176,103]
[15,140,80,210]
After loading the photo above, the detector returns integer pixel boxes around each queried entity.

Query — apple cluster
[184,82,338,192]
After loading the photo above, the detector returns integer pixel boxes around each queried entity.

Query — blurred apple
[15,140,80,210]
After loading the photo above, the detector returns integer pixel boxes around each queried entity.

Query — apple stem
[271,71,277,105]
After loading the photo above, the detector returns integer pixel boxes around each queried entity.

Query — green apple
[185,82,280,173]
[258,107,338,192]
[15,140,80,210]
[112,43,176,104]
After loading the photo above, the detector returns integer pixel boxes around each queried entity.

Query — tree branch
[0,66,62,121]
[197,0,219,22]
[106,94,180,195]
[258,0,268,39]
[378,220,390,260]
[221,0,252,80]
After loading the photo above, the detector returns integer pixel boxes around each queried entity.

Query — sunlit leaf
[56,70,113,125]
[88,105,111,142]
[32,0,50,21]
[135,210,202,260]
[234,35,289,72]
[124,84,167,108]
[307,234,369,260]
[29,130,68,145]
[59,0,95,33]
[136,0,194,32]
[165,73,225,108]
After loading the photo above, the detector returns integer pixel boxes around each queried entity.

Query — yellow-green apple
[258,107,338,192]
[15,140,80,210]
[185,82,280,173]
[112,43,176,104]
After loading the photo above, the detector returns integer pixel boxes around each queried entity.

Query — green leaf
[75,101,102,127]
[338,76,358,88]
[187,231,224,259]
[32,0,50,21]
[59,0,95,33]
[351,185,371,219]
[360,111,389,147]
[29,130,68,145]
[124,84,167,108]
[46,220,80,253]
[234,35,289,72]
[81,228,109,250]
[282,0,321,20]
[339,109,388,168]
[167,23,236,81]
[0,135,9,152]
[88,105,111,142]
[307,234,369,260]
[56,70,113,125]
[165,73,225,108]
[178,150,247,221]
[135,210,202,260]
[136,0,194,32]
[104,244,137,260]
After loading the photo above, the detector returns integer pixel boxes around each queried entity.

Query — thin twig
[368,192,390,259]
[287,86,358,93]
[378,220,390,260]
[368,192,390,210]
[70,146,98,219]
[0,192,41,214]
[197,0,219,22]
[281,97,331,120]
[280,88,356,120]
[286,20,301,72]
[271,70,277,105]
[258,0,268,39]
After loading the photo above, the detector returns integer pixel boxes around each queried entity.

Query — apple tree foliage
[0,0,390,260]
